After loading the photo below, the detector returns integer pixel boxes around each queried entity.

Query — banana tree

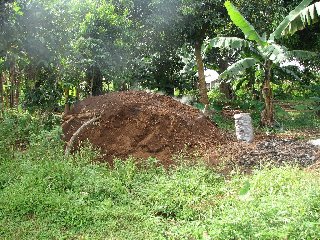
[209,0,320,127]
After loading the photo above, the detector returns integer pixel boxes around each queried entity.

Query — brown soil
[62,91,225,166]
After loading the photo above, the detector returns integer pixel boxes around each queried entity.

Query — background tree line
[0,0,319,125]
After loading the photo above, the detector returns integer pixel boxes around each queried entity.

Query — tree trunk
[0,72,4,113]
[64,87,70,115]
[76,84,80,102]
[4,72,9,108]
[219,82,233,99]
[246,68,259,100]
[88,66,103,96]
[9,62,15,108]
[194,41,209,106]
[15,70,20,107]
[164,76,175,96]
[90,69,94,97]
[219,57,233,100]
[261,60,274,127]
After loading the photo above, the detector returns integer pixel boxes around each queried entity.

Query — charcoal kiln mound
[62,91,224,165]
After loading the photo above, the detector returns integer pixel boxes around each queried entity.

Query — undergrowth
[210,100,320,132]
[0,111,320,239]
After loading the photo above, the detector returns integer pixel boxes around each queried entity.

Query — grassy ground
[0,111,320,239]
[212,100,320,134]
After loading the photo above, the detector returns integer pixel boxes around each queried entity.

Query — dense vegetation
[0,0,319,125]
[0,111,320,239]
[0,0,320,239]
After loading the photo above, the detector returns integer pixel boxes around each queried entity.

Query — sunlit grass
[1,111,320,239]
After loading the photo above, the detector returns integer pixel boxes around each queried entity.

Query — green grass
[1,111,320,239]
[210,101,320,133]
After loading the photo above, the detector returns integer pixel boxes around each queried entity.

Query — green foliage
[210,0,318,81]
[1,111,320,239]
[270,0,320,40]
[212,112,235,131]
[274,102,320,130]
[1,139,320,239]
[272,74,319,99]
[208,87,229,106]
[208,91,320,131]
[0,110,43,158]
[219,57,257,79]
[250,100,319,131]
[0,110,62,162]
[1,0,319,112]
[210,37,250,49]
[23,69,63,112]
[208,0,319,126]
[224,0,265,46]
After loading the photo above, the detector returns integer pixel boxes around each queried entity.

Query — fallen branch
[61,116,75,129]
[65,116,101,156]
[63,112,96,121]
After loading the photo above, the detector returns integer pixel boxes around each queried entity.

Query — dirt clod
[62,91,224,165]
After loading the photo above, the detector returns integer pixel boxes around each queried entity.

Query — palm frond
[280,67,302,81]
[209,37,250,49]
[288,50,318,60]
[270,0,319,40]
[219,58,258,79]
[224,1,266,46]
[258,43,288,63]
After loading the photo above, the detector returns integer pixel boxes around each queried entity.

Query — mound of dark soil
[62,91,224,165]
[238,138,319,167]
[219,137,320,172]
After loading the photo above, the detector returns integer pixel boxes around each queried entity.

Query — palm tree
[209,0,319,127]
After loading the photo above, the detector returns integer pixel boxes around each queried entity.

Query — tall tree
[0,0,24,108]
[179,0,226,106]
[127,0,227,104]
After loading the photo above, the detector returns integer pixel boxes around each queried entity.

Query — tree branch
[65,116,101,156]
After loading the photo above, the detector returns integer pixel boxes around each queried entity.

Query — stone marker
[234,113,254,143]
[309,139,320,147]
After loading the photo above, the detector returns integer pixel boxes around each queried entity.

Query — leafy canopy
[209,0,319,80]
[271,0,320,40]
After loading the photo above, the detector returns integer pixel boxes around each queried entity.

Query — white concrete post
[234,113,254,143]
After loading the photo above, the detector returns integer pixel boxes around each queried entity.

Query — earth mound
[62,91,223,165]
